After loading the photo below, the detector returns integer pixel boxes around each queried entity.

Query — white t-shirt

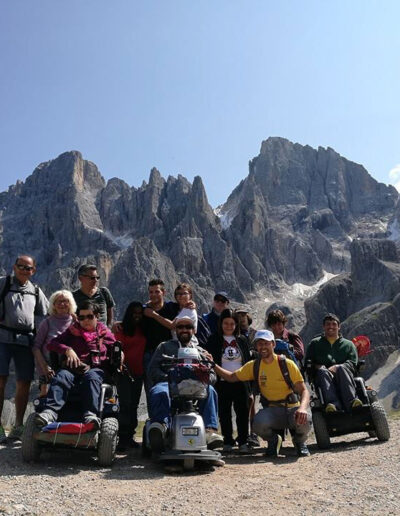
[221,336,243,372]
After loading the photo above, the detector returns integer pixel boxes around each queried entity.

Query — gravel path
[0,419,399,516]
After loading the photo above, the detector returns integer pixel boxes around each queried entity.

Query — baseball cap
[214,291,229,302]
[253,330,275,343]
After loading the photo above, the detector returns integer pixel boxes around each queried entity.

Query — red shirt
[115,327,146,376]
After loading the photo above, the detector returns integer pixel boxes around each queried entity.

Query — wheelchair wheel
[21,413,41,463]
[312,411,330,449]
[98,417,118,467]
[370,401,390,442]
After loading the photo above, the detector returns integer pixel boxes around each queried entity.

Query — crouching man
[147,315,223,451]
[212,330,311,457]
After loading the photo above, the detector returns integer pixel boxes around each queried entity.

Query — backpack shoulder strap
[277,354,295,391]
[252,357,262,396]
[0,275,12,302]
[0,275,12,320]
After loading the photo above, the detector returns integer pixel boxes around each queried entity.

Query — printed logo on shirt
[222,344,240,361]
[260,371,267,387]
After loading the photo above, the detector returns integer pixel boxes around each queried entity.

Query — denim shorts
[0,342,35,381]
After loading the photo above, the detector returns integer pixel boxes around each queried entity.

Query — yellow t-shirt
[235,355,304,406]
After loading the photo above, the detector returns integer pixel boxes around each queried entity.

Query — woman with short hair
[33,290,77,396]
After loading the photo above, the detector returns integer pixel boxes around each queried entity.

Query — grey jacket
[0,275,49,345]
[148,338,216,389]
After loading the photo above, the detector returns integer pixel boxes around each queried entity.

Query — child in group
[205,308,252,453]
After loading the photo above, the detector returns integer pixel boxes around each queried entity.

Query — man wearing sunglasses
[147,315,223,450]
[73,264,115,327]
[0,255,49,443]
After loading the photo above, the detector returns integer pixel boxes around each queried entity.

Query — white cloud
[389,164,400,192]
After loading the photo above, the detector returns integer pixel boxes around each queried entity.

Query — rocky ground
[0,417,399,516]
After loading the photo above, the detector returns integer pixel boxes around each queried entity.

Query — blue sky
[0,1,399,207]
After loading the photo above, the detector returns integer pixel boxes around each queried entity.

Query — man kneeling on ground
[147,314,223,451]
[212,330,311,457]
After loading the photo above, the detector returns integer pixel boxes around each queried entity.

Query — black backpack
[252,355,299,407]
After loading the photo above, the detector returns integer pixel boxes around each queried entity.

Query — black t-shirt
[143,301,179,353]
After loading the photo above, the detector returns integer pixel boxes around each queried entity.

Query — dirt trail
[0,419,399,515]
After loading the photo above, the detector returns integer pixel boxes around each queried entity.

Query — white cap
[253,330,275,343]
[175,310,196,327]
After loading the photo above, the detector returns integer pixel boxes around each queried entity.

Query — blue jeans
[44,368,104,416]
[149,382,219,429]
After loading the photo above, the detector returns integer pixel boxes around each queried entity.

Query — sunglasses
[83,275,100,280]
[78,314,96,321]
[16,264,34,271]
[176,324,194,330]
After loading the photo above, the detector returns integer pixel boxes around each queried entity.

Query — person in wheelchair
[305,313,362,413]
[147,314,223,450]
[35,301,116,429]
[212,330,311,457]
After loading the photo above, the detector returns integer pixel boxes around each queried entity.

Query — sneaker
[238,443,253,454]
[265,433,282,457]
[148,422,167,453]
[222,443,234,453]
[247,433,260,448]
[325,403,337,413]
[35,410,57,428]
[0,425,7,444]
[84,412,101,430]
[295,442,311,457]
[205,429,224,450]
[8,424,24,441]
[351,398,363,410]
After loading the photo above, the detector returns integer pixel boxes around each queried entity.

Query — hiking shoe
[84,412,101,430]
[148,422,167,453]
[265,433,282,457]
[205,429,224,450]
[351,398,363,410]
[8,425,24,441]
[222,443,234,453]
[295,442,311,457]
[247,432,260,448]
[35,410,57,428]
[325,403,337,413]
[0,425,7,444]
[238,443,254,454]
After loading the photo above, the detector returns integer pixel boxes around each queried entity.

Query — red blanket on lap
[42,422,95,434]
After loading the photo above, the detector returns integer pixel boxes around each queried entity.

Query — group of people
[0,254,363,459]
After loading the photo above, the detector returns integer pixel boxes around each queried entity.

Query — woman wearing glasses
[35,300,116,428]
[33,290,77,396]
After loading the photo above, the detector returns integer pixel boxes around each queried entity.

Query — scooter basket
[169,364,210,399]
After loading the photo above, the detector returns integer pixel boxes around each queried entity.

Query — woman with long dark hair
[114,301,147,449]
[205,308,252,453]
